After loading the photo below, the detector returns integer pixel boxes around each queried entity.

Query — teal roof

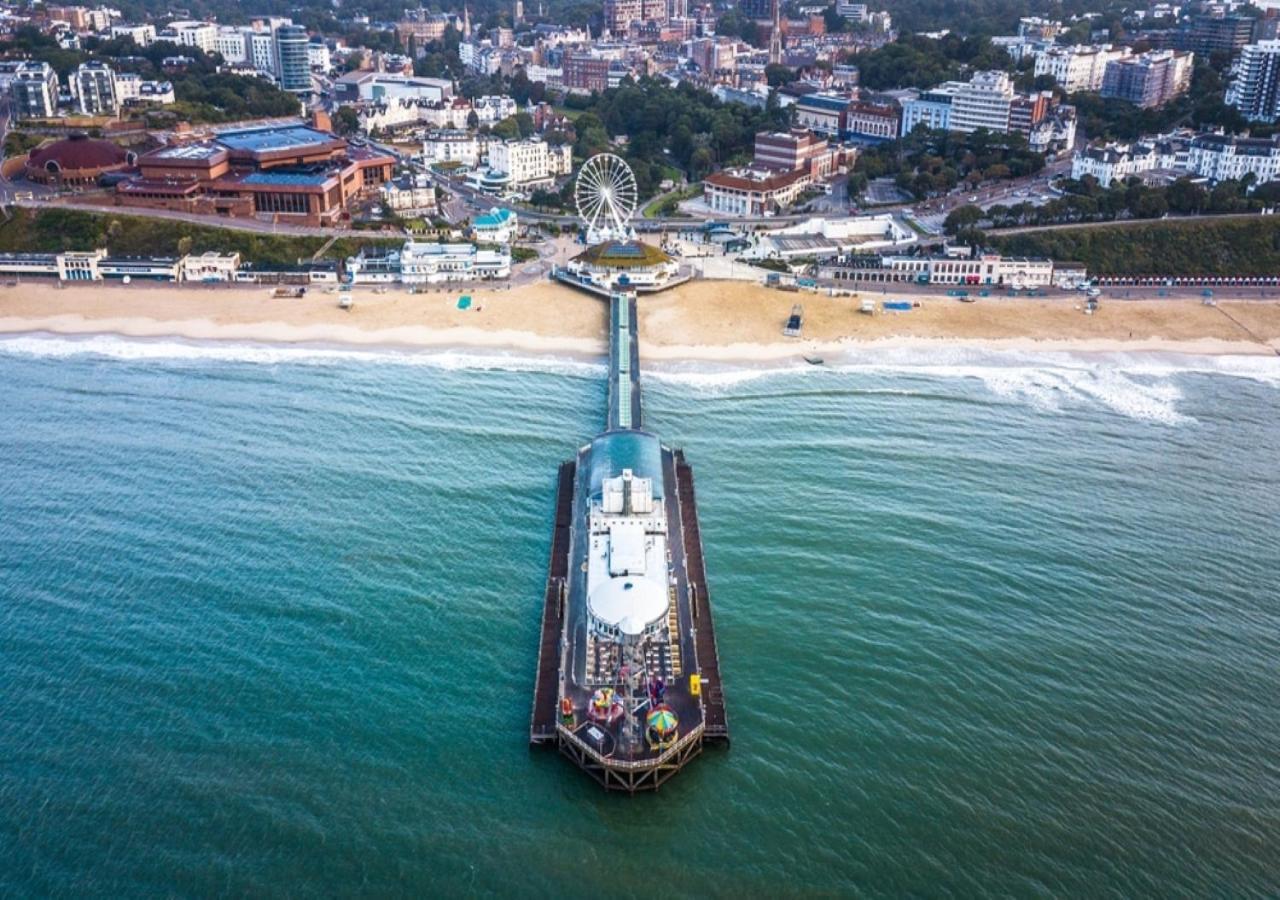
[587,431,664,501]
[474,208,513,228]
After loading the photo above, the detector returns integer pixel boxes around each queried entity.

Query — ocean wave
[0,333,606,379]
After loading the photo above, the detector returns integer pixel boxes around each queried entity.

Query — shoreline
[1,279,1279,366]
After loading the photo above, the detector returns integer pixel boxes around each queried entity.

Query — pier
[530,289,729,791]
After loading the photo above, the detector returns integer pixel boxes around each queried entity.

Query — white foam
[0,333,605,379]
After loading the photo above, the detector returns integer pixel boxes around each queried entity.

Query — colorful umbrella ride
[645,705,679,750]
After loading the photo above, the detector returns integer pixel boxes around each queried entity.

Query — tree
[943,204,983,235]
[490,116,521,141]
[467,110,480,130]
[765,64,793,87]
[332,106,360,136]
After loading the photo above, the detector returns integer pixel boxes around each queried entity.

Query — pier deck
[529,460,576,745]
[676,450,730,745]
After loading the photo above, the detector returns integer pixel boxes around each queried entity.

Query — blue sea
[1,334,1278,897]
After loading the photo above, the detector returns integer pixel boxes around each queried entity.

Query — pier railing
[557,720,705,772]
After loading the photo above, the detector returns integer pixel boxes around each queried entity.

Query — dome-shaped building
[25,134,137,187]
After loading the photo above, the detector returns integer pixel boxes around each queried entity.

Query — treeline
[855,127,1045,200]
[0,209,395,268]
[849,34,1011,90]
[946,176,1280,235]
[562,77,791,196]
[988,216,1280,276]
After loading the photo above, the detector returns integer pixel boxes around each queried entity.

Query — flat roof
[149,142,224,160]
[215,125,336,154]
[240,170,333,186]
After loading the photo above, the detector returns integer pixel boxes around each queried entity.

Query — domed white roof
[588,577,668,637]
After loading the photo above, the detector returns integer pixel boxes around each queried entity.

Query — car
[968,195,978,202]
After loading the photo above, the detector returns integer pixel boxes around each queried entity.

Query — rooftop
[214,125,336,154]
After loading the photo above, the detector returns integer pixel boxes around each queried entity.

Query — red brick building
[116,124,394,227]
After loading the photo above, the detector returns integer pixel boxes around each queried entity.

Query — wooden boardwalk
[529,460,576,745]
[675,450,730,746]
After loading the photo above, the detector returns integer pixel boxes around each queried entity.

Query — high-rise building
[1100,49,1193,108]
[249,30,276,74]
[274,24,312,93]
[1227,40,1280,121]
[949,70,1014,133]
[75,61,118,116]
[10,61,59,120]
[1176,15,1255,58]
[214,27,250,64]
[1033,44,1130,93]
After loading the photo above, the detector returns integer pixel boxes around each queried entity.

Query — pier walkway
[607,292,643,431]
[529,460,576,744]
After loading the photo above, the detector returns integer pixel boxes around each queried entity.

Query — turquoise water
[2,336,1278,896]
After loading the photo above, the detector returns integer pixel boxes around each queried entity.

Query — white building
[10,62,59,120]
[380,174,437,215]
[472,207,517,244]
[949,71,1014,134]
[487,139,572,189]
[472,95,518,125]
[307,41,331,71]
[1227,40,1280,122]
[109,23,156,46]
[117,74,176,105]
[346,242,511,284]
[74,61,117,116]
[1033,44,1130,93]
[422,130,484,167]
[166,20,217,54]
[1071,139,1184,185]
[181,252,241,282]
[1187,133,1280,183]
[249,30,277,74]
[214,27,249,64]
[899,82,964,135]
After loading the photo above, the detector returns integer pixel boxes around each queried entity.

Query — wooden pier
[529,289,728,791]
[529,459,576,745]
[675,450,730,746]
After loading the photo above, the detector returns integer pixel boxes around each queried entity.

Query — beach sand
[2,278,1279,361]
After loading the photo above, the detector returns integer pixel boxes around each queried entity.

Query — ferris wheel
[574,153,638,244]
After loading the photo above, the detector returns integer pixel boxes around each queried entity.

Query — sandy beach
[2,278,1279,361]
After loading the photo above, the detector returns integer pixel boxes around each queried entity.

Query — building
[819,252,1056,287]
[703,165,811,215]
[24,134,136,187]
[949,70,1014,133]
[422,130,484,167]
[563,53,612,92]
[1033,44,1130,93]
[1175,15,1255,58]
[472,207,518,243]
[688,38,737,77]
[487,139,572,189]
[1186,133,1280,183]
[109,23,155,46]
[73,61,117,116]
[346,241,512,284]
[249,30,277,74]
[166,20,217,53]
[307,40,331,71]
[1070,137,1186,184]
[116,123,394,227]
[899,82,963,135]
[117,74,175,106]
[214,27,250,64]
[10,62,59,120]
[844,100,899,142]
[1227,40,1280,121]
[753,130,836,178]
[836,1,868,21]
[794,92,853,137]
[181,252,242,282]
[380,173,437,215]
[1101,50,1194,108]
[333,71,453,104]
[274,24,312,93]
[1008,91,1051,137]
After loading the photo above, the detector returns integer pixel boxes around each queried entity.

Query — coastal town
[0,0,1275,316]
[4,0,1280,885]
